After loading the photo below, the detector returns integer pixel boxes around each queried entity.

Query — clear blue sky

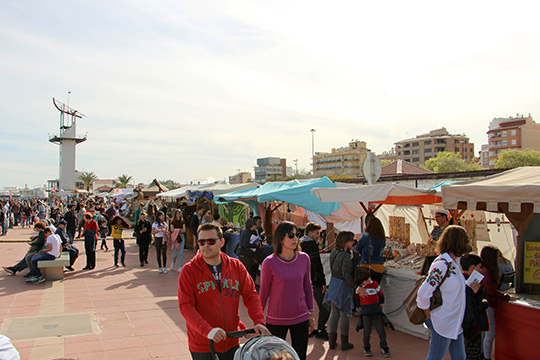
[2,0,539,188]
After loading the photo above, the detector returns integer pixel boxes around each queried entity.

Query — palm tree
[78,171,98,191]
[116,174,133,188]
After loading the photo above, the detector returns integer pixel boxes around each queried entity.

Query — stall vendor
[429,209,450,244]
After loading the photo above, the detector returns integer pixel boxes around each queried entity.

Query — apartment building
[486,114,540,168]
[394,128,474,164]
[313,140,368,177]
[254,157,292,183]
[228,171,253,184]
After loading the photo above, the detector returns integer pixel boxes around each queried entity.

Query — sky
[1,0,540,188]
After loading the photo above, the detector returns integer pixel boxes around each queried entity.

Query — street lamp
[310,129,316,175]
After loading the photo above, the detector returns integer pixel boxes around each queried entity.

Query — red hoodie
[178,251,265,353]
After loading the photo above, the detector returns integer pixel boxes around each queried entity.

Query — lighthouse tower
[49,98,87,192]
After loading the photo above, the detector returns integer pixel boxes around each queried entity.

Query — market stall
[312,183,443,339]
[442,166,540,359]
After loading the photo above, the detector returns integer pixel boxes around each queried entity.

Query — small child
[99,220,109,251]
[461,254,489,360]
[354,268,390,358]
[111,216,128,267]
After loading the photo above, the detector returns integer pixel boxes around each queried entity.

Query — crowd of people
[178,211,516,360]
[1,196,517,359]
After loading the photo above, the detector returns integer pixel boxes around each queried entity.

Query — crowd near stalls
[3,169,539,360]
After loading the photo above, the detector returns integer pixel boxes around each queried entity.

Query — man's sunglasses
[286,232,297,239]
[198,238,219,246]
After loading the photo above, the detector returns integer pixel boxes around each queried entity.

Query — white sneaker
[158,268,163,273]
[177,268,182,273]
[170,265,174,270]
[163,268,168,274]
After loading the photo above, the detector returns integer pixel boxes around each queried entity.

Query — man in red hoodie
[178,223,270,360]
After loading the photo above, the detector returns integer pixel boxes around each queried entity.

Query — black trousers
[67,246,79,266]
[238,254,258,282]
[154,237,167,268]
[313,285,330,331]
[138,237,151,263]
[84,231,97,269]
[114,239,126,265]
[267,320,309,360]
[190,345,239,360]
[363,314,387,349]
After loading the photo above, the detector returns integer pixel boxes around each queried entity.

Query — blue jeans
[425,318,465,360]
[30,253,56,277]
[171,235,185,270]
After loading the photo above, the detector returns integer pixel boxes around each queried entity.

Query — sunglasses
[286,232,297,239]
[198,238,219,246]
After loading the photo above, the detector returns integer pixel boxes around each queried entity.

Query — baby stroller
[210,329,300,360]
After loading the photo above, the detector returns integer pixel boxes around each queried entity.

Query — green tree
[423,152,480,173]
[495,149,540,169]
[78,171,99,191]
[381,159,393,167]
[116,174,133,188]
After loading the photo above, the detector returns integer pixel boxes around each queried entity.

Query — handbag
[403,259,450,325]
[358,236,385,274]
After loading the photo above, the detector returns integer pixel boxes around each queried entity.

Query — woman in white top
[417,225,469,360]
[152,211,169,273]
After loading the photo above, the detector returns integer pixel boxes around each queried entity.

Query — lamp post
[310,129,316,176]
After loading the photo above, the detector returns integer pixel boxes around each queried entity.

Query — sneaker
[121,262,126,267]
[382,347,390,358]
[23,272,32,278]
[25,276,38,283]
[364,347,373,357]
[140,262,144,267]
[65,266,75,271]
[144,260,148,264]
[315,329,329,340]
[163,268,168,274]
[158,268,163,273]
[35,276,46,284]
[170,265,174,271]
[114,263,119,268]
[3,266,15,275]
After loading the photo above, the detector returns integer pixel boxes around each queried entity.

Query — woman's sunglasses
[286,232,297,239]
[198,238,219,246]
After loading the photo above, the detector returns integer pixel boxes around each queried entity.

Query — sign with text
[523,241,540,284]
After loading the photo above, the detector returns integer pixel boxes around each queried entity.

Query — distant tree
[381,159,393,167]
[495,149,540,169]
[78,171,99,191]
[116,174,133,188]
[423,152,481,173]
[160,179,181,190]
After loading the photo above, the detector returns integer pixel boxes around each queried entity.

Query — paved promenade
[0,227,430,359]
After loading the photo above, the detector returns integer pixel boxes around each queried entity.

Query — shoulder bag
[403,259,450,325]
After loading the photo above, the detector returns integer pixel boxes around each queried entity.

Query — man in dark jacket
[300,222,329,339]
[55,220,78,271]
[63,204,77,241]
[237,218,261,282]
[190,208,205,243]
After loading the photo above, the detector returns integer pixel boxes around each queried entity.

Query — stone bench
[38,252,70,281]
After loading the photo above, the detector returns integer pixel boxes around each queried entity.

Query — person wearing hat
[429,210,450,244]
[55,220,78,271]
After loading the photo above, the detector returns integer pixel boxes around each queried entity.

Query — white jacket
[417,252,466,340]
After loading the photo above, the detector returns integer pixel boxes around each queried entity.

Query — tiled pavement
[0,227,430,359]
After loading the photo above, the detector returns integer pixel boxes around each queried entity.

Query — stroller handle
[209,329,256,360]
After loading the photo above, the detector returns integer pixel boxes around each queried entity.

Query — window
[490,141,495,146]
[511,139,517,145]
[404,150,410,155]
[412,150,419,155]
[403,143,410,148]
[424,140,432,145]
[489,160,495,166]
[412,142,419,147]
[502,131,507,137]
[455,139,459,144]
[425,148,432,153]
[455,147,459,152]
[503,140,508,146]
[496,141,501,146]
[511,130,517,136]
[412,157,420,162]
